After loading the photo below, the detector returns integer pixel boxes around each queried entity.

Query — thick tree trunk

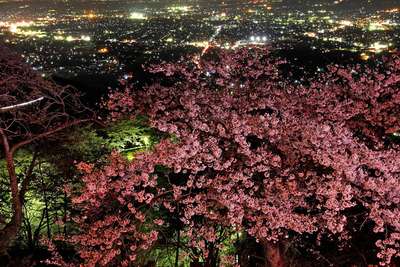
[0,131,23,256]
[204,243,219,267]
[264,241,285,267]
[0,224,19,256]
[238,246,252,267]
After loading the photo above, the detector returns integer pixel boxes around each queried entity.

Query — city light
[339,20,353,27]
[369,42,390,53]
[7,21,34,34]
[368,21,386,31]
[249,36,268,43]
[360,53,370,61]
[168,6,192,13]
[66,35,76,42]
[9,24,17,33]
[188,41,208,47]
[0,0,397,78]
[84,11,97,19]
[98,47,109,54]
[81,35,91,42]
[304,32,317,38]
[129,12,147,20]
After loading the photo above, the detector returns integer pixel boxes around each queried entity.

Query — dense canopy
[62,48,400,266]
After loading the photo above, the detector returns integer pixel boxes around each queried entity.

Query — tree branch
[0,97,44,113]
[10,119,92,155]
[19,150,38,203]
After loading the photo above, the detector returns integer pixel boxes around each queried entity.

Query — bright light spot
[249,36,267,43]
[385,8,399,13]
[123,74,133,80]
[81,35,91,42]
[98,47,109,54]
[85,12,96,19]
[168,6,191,12]
[8,21,33,33]
[129,12,147,20]
[339,20,353,27]
[353,42,363,47]
[304,32,317,38]
[368,22,385,31]
[360,53,370,61]
[188,41,209,47]
[369,42,390,53]
[9,25,17,33]
[7,21,45,38]
[66,35,76,42]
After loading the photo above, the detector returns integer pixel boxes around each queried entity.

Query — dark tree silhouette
[0,45,94,258]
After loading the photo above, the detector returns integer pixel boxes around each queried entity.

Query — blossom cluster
[72,48,400,266]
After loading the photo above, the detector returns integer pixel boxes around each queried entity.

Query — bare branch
[0,97,44,113]
[10,119,92,155]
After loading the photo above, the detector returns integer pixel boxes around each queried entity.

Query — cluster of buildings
[0,0,398,78]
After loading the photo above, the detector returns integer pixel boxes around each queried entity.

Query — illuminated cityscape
[0,0,399,79]
[1,2,400,266]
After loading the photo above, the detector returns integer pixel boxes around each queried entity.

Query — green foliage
[106,118,158,158]
[0,160,12,223]
[0,150,35,223]
[63,118,158,162]
[388,132,400,145]
[59,125,108,164]
[23,191,46,232]
[1,118,159,252]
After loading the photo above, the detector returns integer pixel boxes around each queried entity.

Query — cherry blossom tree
[69,47,400,266]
